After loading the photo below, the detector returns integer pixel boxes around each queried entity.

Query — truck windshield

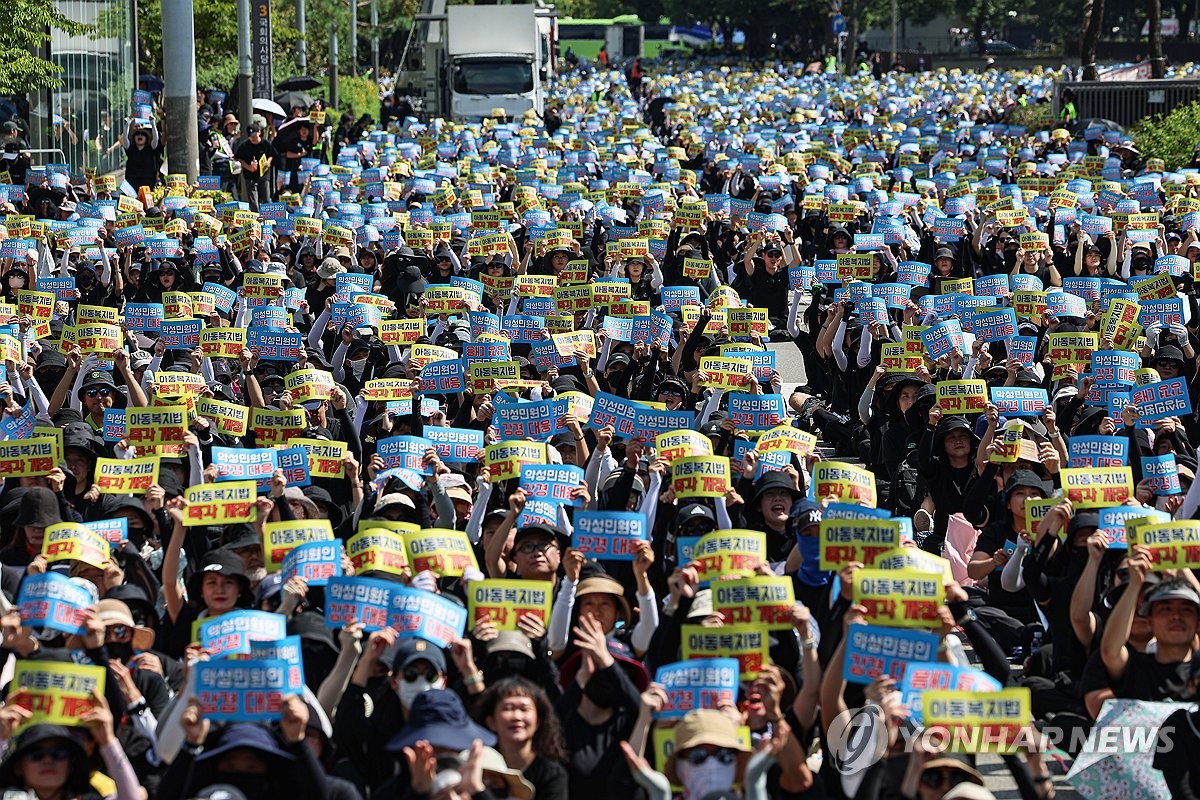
[453,59,534,95]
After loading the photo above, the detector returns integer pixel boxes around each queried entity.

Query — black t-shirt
[974,521,1034,619]
[745,263,790,322]
[1153,708,1200,799]
[1111,648,1192,703]
[234,138,276,173]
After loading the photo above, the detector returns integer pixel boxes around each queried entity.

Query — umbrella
[274,90,315,112]
[252,98,287,118]
[277,75,322,91]
[1065,699,1183,799]
[1073,117,1126,135]
[139,74,164,93]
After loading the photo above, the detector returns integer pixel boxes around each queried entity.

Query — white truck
[403,1,555,122]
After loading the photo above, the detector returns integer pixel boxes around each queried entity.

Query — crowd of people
[0,59,1197,800]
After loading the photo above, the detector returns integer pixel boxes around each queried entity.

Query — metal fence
[1053,80,1200,129]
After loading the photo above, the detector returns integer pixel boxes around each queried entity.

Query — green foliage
[1005,102,1055,133]
[330,76,381,122]
[0,0,93,95]
[1132,100,1200,171]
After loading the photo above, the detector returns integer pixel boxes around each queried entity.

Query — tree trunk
[1149,0,1166,77]
[844,0,860,75]
[973,12,986,57]
[1080,0,1104,80]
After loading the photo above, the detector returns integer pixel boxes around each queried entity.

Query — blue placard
[1138,298,1185,327]
[873,283,912,309]
[113,225,145,247]
[989,386,1048,417]
[662,286,702,312]
[37,277,75,302]
[573,510,649,560]
[102,408,126,442]
[1006,335,1037,367]
[632,406,694,441]
[376,435,434,475]
[495,398,567,441]
[160,319,202,350]
[424,427,484,463]
[248,329,303,360]
[654,658,740,719]
[1068,436,1129,468]
[1045,290,1087,318]
[843,625,940,684]
[519,464,585,506]
[281,541,344,586]
[84,517,127,546]
[198,610,288,659]
[203,282,238,314]
[276,446,312,488]
[501,314,547,343]
[971,308,1018,342]
[899,662,1002,725]
[17,572,93,635]
[248,635,306,693]
[336,272,374,294]
[212,446,278,491]
[124,303,164,332]
[1098,506,1169,548]
[1142,453,1181,495]
[195,658,292,721]
[1133,377,1192,422]
[326,576,394,630]
[388,585,469,648]
[588,391,640,438]
[920,318,963,361]
[0,400,36,440]
[418,359,466,394]
[728,393,787,431]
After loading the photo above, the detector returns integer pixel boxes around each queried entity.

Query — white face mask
[677,756,737,800]
[397,675,445,707]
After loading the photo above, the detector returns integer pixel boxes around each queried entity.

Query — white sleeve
[856,326,873,368]
[696,388,724,429]
[1000,539,1029,593]
[546,576,578,654]
[308,308,331,350]
[630,589,659,655]
[715,495,733,530]
[831,320,848,371]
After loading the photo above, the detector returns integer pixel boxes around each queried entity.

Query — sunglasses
[403,666,439,683]
[26,746,72,763]
[658,388,684,397]
[681,747,737,767]
[107,624,132,641]
[515,539,556,555]
[85,387,112,398]
[920,769,969,789]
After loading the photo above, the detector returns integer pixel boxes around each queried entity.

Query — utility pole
[161,0,199,179]
[237,0,254,126]
[330,27,340,109]
[371,0,380,78]
[350,0,358,77]
[297,0,307,72]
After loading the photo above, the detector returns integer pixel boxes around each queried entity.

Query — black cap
[1004,469,1050,498]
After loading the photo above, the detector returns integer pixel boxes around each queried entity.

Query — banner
[468,579,552,630]
[42,522,109,568]
[9,661,105,730]
[184,481,256,525]
[654,658,740,720]
[813,461,877,506]
[672,455,730,499]
[1060,467,1134,508]
[681,624,769,680]
[572,511,648,560]
[843,624,940,684]
[854,568,945,627]
[819,518,901,570]
[712,577,795,628]
[17,572,93,635]
[263,520,334,572]
[195,659,292,721]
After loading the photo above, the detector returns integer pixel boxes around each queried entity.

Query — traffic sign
[832,13,845,35]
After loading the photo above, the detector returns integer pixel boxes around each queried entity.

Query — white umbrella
[252,98,287,118]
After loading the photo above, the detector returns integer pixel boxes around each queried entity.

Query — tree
[1080,0,1103,80]
[1,0,92,95]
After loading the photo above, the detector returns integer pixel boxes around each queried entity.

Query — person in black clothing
[235,123,275,211]
[121,119,163,192]
[740,231,793,336]
[917,413,978,554]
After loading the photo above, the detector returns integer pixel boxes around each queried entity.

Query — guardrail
[1053,80,1200,128]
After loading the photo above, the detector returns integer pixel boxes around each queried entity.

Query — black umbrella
[274,90,315,112]
[139,74,164,92]
[277,75,322,91]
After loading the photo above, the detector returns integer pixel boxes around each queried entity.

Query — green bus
[557,15,685,61]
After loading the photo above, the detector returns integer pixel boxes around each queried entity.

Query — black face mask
[582,673,622,709]
[222,772,269,796]
[107,642,134,662]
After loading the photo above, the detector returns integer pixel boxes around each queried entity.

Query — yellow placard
[379,318,423,345]
[153,371,206,399]
[837,253,875,280]
[77,305,119,325]
[936,380,988,415]
[284,368,335,402]
[361,378,414,402]
[712,577,796,629]
[403,528,478,577]
[125,405,187,447]
[468,579,552,630]
[75,323,121,356]
[470,361,521,395]
[812,461,877,506]
[243,273,284,299]
[263,519,334,572]
[9,662,106,731]
[288,437,347,478]
[195,397,249,437]
[410,343,457,370]
[697,356,753,390]
[756,425,817,457]
[250,407,306,446]
[484,441,547,482]
[42,522,110,568]
[1128,520,1200,570]
[0,436,58,478]
[990,422,1024,464]
[162,291,192,319]
[680,624,770,681]
[1047,332,1098,366]
[924,688,1032,754]
[819,519,902,571]
[854,568,945,627]
[183,481,257,526]
[346,526,411,575]
[551,330,596,358]
[95,456,159,494]
[199,327,247,358]
[1060,467,1133,508]
[672,455,730,499]
[689,529,766,583]
[655,429,713,463]
[1132,273,1176,301]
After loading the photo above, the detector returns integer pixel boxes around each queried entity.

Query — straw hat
[663,710,751,784]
